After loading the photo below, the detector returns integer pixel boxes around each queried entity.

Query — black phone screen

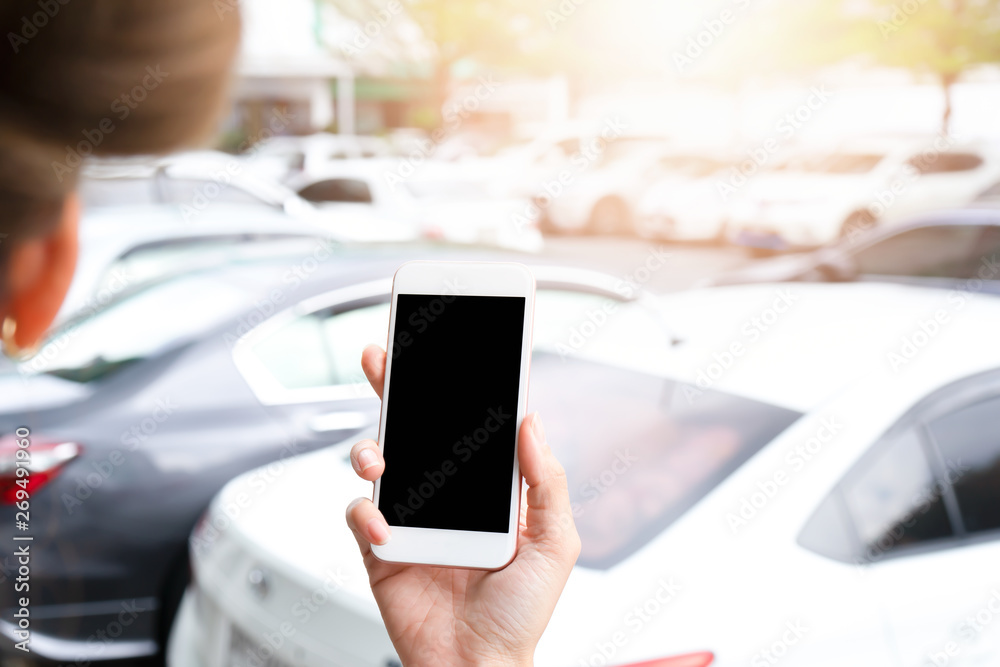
[378,293,526,533]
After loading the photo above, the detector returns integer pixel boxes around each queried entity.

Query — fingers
[518,412,580,559]
[361,344,386,399]
[350,439,384,481]
[346,497,392,554]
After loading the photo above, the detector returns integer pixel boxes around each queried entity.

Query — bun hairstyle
[0,0,240,262]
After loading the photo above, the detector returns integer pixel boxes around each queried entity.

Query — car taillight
[618,652,714,667]
[423,224,445,239]
[0,435,81,504]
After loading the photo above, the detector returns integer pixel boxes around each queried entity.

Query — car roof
[656,282,1000,412]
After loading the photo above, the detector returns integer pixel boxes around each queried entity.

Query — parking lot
[4,0,1000,666]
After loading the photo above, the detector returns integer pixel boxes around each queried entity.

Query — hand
[346,345,581,667]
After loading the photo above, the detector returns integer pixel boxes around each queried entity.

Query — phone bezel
[371,260,534,570]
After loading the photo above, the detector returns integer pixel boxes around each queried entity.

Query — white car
[536,142,683,236]
[171,278,1000,667]
[634,153,732,241]
[290,159,544,253]
[248,133,396,183]
[82,152,415,244]
[726,137,1000,250]
[60,206,343,322]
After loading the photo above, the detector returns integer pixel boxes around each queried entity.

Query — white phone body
[371,260,534,569]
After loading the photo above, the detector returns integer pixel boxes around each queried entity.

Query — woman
[0,2,580,664]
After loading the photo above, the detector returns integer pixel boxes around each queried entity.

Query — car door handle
[308,411,372,433]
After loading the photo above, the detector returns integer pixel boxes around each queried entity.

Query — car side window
[907,152,983,175]
[800,378,1000,563]
[799,427,955,564]
[298,178,374,204]
[249,302,390,392]
[852,225,997,279]
[927,395,1000,534]
[842,428,954,553]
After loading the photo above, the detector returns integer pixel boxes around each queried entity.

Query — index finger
[362,344,386,399]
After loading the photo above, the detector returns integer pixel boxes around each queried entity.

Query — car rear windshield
[531,352,802,570]
[24,264,284,383]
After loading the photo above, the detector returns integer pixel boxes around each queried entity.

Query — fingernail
[357,448,378,472]
[532,412,546,444]
[367,517,391,545]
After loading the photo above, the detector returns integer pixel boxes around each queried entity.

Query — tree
[868,0,1000,132]
[713,0,1000,133]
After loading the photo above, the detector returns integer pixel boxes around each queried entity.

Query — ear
[2,194,80,350]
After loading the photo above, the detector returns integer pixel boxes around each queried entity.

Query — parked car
[247,133,396,184]
[725,136,1000,251]
[708,208,1000,292]
[82,152,414,243]
[634,152,732,241]
[532,142,685,236]
[290,159,544,252]
[172,279,1000,667]
[60,205,343,322]
[0,249,658,665]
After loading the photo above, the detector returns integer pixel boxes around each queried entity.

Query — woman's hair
[0,0,240,254]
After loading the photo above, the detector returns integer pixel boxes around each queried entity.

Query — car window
[79,177,159,208]
[28,273,263,383]
[908,152,983,175]
[800,428,954,563]
[537,354,801,569]
[159,177,271,208]
[298,178,374,204]
[927,395,1000,534]
[250,303,390,390]
[852,225,1000,279]
[844,429,954,552]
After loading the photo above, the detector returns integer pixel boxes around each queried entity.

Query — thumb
[519,412,580,557]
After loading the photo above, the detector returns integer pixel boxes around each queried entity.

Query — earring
[2,316,39,362]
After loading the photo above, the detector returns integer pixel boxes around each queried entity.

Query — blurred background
[4,0,1000,666]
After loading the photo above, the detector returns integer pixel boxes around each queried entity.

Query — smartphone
[371,260,534,569]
